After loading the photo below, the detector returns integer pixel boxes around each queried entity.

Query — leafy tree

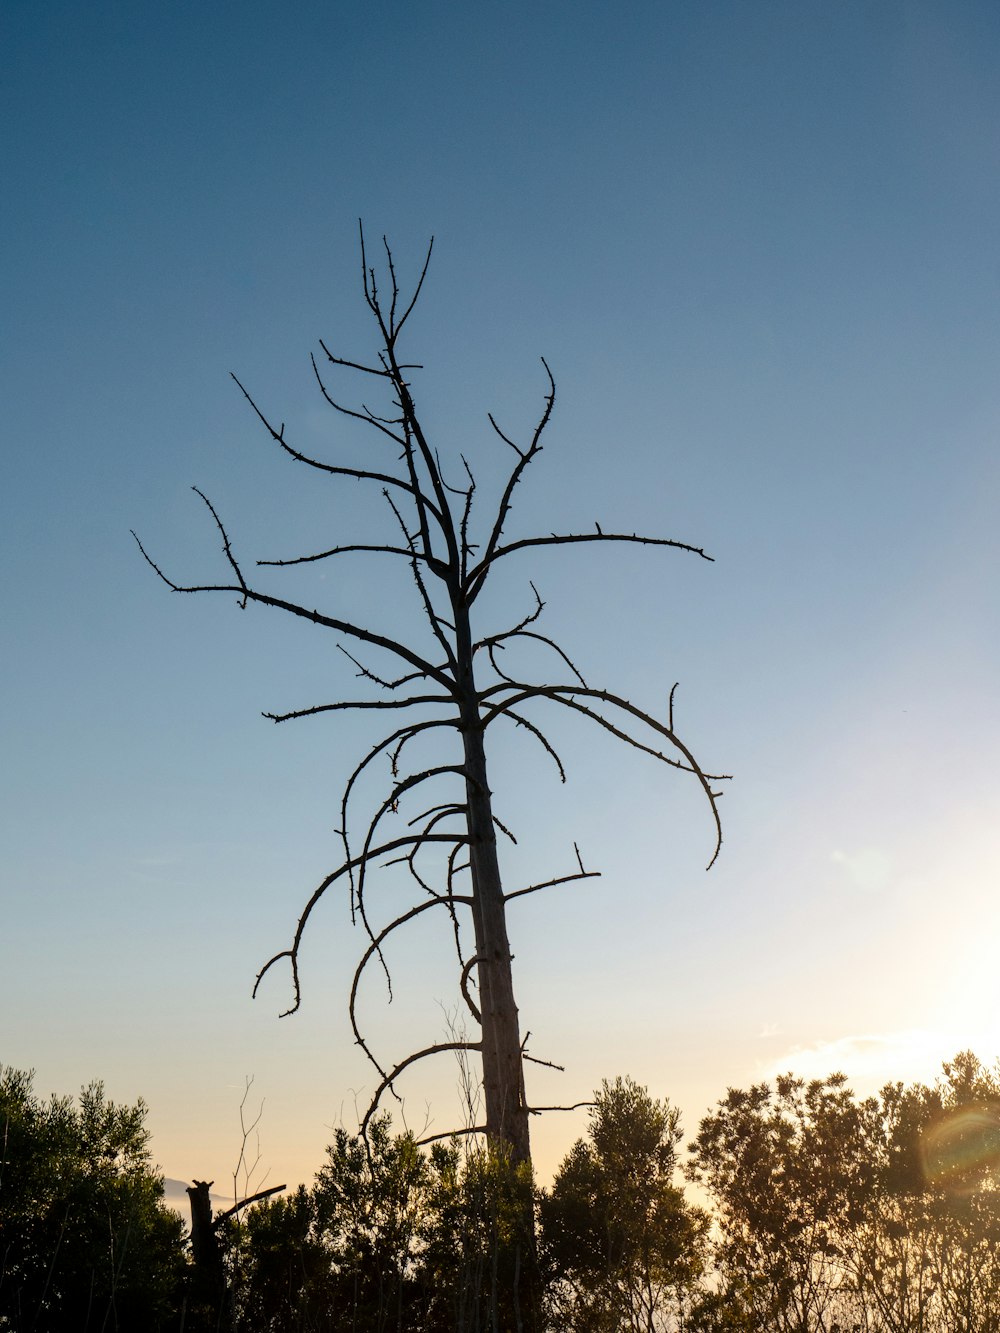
[0,1065,186,1332]
[540,1077,708,1331]
[686,1055,1000,1333]
[134,228,727,1179]
[309,1114,429,1331]
[849,1053,1000,1333]
[418,1137,536,1332]
[227,1186,336,1332]
[228,1116,536,1332]
[687,1072,878,1332]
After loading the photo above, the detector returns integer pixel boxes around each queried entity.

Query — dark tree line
[6,1055,1000,1332]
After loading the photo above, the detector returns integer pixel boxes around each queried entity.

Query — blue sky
[3,0,999,1195]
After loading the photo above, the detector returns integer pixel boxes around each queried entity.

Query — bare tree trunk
[186,1181,229,1330]
[454,593,530,1164]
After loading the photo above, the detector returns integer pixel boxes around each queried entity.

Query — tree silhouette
[0,1067,186,1331]
[686,1056,1000,1333]
[134,227,727,1171]
[540,1077,709,1331]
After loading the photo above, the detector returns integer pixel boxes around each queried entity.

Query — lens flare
[921,1107,1000,1194]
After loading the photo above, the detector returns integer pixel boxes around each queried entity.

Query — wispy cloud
[760,1029,1000,1093]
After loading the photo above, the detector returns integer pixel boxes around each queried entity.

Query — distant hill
[162,1177,232,1217]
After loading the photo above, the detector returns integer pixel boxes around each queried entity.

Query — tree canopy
[0,1066,186,1332]
[687,1052,1000,1333]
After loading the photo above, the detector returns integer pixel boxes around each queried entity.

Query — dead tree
[134,228,727,1172]
[186,1178,286,1329]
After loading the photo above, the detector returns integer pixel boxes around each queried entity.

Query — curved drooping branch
[360,1040,482,1141]
[482,682,728,867]
[349,891,473,1082]
[336,716,462,909]
[252,832,464,1017]
[485,630,589,692]
[353,764,467,939]
[495,709,568,783]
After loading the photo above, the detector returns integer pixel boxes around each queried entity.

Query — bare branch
[393,234,434,338]
[308,352,410,447]
[468,528,714,594]
[252,833,466,1016]
[415,1124,488,1146]
[496,708,567,783]
[354,766,467,935]
[360,1040,481,1142]
[405,800,467,831]
[317,337,423,378]
[383,234,400,335]
[257,541,445,573]
[337,643,446,693]
[135,501,459,693]
[468,357,556,606]
[349,893,473,1082]
[338,717,463,904]
[475,581,545,660]
[509,629,588,687]
[416,1101,596,1142]
[504,864,601,904]
[526,1101,596,1116]
[232,370,432,500]
[457,454,476,584]
[263,693,452,724]
[523,1055,564,1070]
[486,412,524,458]
[492,813,517,844]
[383,488,458,673]
[215,1183,288,1224]
[483,683,728,867]
[459,954,483,1024]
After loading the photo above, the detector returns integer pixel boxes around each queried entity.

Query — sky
[3,0,999,1203]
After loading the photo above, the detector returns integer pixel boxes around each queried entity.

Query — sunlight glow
[922,1108,1000,1195]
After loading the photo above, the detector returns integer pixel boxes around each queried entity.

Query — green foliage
[687,1052,1000,1333]
[228,1117,537,1332]
[0,1065,186,1332]
[310,1115,429,1331]
[539,1077,708,1332]
[420,1138,538,1332]
[227,1186,335,1332]
[686,1071,875,1331]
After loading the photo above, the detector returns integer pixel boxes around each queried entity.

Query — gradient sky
[3,1,999,1199]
